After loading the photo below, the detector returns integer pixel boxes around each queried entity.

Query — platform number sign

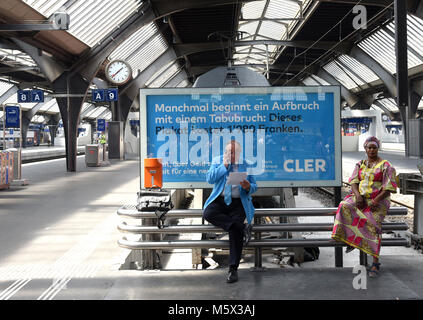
[105,88,118,101]
[91,88,118,102]
[17,90,31,103]
[17,89,44,103]
[31,89,44,103]
[92,89,105,102]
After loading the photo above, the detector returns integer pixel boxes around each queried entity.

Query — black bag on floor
[304,247,320,262]
[136,188,174,228]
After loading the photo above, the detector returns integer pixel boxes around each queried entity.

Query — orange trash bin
[144,158,163,188]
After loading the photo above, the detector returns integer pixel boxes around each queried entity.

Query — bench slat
[118,222,408,234]
[117,206,408,219]
[118,237,409,250]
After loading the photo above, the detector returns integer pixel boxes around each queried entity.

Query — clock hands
[111,67,124,78]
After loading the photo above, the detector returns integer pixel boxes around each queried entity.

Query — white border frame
[140,86,342,189]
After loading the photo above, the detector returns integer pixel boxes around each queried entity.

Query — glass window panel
[310,75,330,86]
[323,61,357,89]
[377,98,398,112]
[24,0,143,47]
[238,21,260,37]
[23,0,69,18]
[125,34,168,74]
[258,20,286,40]
[147,61,180,88]
[86,106,107,119]
[337,55,379,83]
[38,98,57,112]
[358,20,423,74]
[31,115,45,123]
[242,1,266,19]
[302,76,320,86]
[0,81,14,96]
[266,0,301,19]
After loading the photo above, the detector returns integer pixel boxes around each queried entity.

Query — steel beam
[52,72,89,172]
[396,0,410,156]
[164,69,188,87]
[349,45,397,98]
[173,40,351,57]
[316,68,362,108]
[11,38,64,83]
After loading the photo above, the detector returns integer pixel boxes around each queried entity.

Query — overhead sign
[17,90,31,103]
[97,119,106,132]
[17,89,44,103]
[5,105,20,128]
[31,89,44,103]
[105,88,118,101]
[92,89,105,102]
[140,87,342,189]
[91,88,118,102]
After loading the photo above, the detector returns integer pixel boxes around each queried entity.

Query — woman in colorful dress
[331,136,398,277]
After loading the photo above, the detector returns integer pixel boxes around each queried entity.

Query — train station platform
[0,150,422,302]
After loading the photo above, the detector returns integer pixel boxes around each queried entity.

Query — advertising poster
[140,87,341,188]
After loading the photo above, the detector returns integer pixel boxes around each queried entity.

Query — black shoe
[243,224,252,245]
[226,269,238,283]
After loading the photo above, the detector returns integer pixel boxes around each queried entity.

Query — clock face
[105,60,132,85]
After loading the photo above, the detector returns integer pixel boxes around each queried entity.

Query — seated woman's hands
[370,199,380,211]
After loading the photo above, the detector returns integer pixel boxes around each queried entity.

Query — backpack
[136,188,174,228]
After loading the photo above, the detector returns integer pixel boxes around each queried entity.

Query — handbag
[136,187,174,228]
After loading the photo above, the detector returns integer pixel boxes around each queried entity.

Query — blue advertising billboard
[97,119,106,132]
[140,87,342,189]
[5,105,20,128]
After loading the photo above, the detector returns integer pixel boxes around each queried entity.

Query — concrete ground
[0,149,422,300]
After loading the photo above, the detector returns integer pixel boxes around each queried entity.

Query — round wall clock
[105,59,133,85]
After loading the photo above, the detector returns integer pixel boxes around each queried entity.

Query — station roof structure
[1,0,423,125]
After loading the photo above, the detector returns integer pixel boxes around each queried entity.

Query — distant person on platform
[203,140,257,283]
[331,136,398,277]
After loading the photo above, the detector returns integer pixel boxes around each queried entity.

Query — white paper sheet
[226,172,247,185]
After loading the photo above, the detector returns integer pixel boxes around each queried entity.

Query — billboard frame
[139,86,342,189]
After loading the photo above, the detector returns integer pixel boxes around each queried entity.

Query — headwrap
[363,136,381,149]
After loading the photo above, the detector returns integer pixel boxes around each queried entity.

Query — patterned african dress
[331,159,398,258]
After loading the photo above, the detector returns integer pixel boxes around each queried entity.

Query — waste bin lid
[418,164,423,175]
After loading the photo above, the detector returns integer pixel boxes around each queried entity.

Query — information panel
[5,105,20,128]
[140,87,341,189]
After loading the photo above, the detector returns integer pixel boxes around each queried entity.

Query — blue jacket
[203,155,257,224]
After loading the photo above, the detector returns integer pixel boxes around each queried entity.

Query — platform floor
[0,150,421,300]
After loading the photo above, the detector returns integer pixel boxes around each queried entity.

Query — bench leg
[334,187,343,268]
[251,217,266,272]
[359,251,368,267]
[335,247,343,267]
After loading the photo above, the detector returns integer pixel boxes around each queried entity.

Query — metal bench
[117,205,409,268]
